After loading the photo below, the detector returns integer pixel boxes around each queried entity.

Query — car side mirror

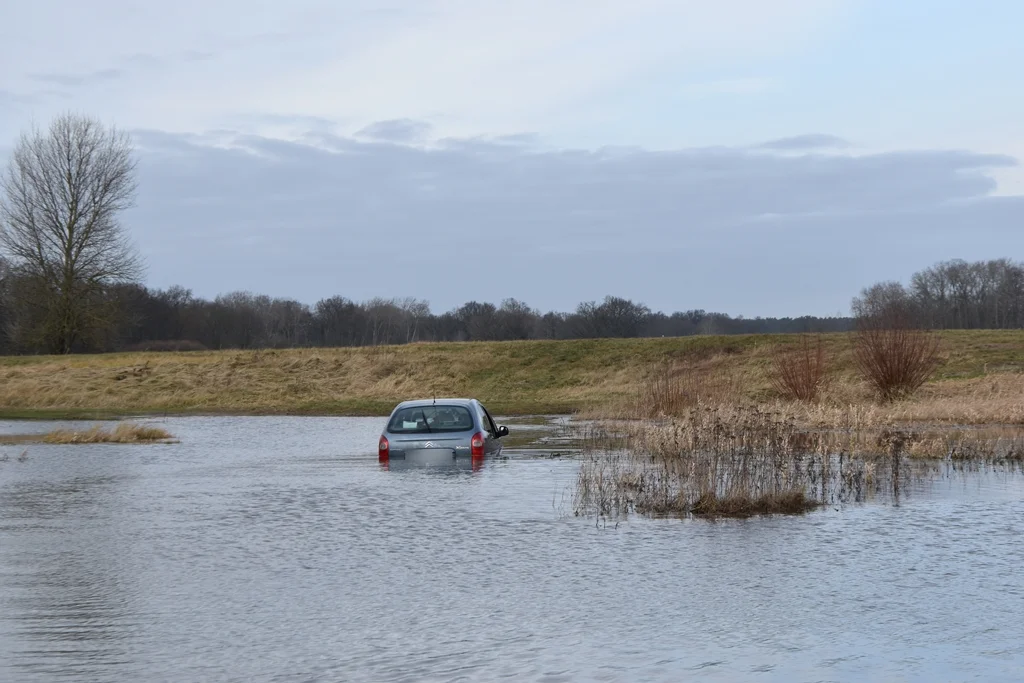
[497,426,509,438]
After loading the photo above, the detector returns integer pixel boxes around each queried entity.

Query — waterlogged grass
[42,423,175,444]
[689,490,816,516]
[0,330,1021,419]
[572,405,1024,519]
[0,422,175,445]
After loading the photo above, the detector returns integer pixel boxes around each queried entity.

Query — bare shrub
[771,334,830,402]
[854,308,942,402]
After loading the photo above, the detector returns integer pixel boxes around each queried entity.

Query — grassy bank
[0,330,1021,421]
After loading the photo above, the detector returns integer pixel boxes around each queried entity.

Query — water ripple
[2,416,1024,682]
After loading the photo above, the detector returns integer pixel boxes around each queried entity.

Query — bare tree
[0,113,142,353]
[397,297,431,343]
[851,280,914,321]
[0,255,11,352]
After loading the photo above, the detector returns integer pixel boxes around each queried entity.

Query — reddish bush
[771,335,830,402]
[854,310,941,402]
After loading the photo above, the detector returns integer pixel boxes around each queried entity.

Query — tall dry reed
[573,404,1024,519]
[634,360,742,418]
[573,406,902,518]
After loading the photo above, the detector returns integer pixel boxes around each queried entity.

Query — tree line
[0,113,1020,355]
[0,278,851,353]
[852,258,1024,330]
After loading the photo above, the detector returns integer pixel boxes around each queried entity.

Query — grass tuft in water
[42,423,175,444]
[688,490,816,517]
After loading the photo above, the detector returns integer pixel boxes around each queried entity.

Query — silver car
[378,398,509,465]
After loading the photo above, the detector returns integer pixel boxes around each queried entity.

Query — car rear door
[478,403,502,456]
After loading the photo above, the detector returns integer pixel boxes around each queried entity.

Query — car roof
[392,398,478,410]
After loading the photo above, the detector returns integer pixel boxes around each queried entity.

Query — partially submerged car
[378,398,508,465]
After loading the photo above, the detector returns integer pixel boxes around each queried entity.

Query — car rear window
[387,405,475,433]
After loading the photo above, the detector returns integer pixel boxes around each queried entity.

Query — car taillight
[470,432,485,456]
[378,435,389,461]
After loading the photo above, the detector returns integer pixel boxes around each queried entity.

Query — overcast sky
[1,0,1022,317]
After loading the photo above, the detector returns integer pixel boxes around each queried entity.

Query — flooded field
[2,416,1024,682]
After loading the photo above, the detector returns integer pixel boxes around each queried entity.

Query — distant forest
[0,257,1021,354]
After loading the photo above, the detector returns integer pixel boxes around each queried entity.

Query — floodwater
[1,416,1023,683]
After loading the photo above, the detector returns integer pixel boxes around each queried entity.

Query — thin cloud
[230,113,341,131]
[680,78,776,97]
[355,119,432,143]
[29,68,124,88]
[181,49,216,62]
[759,134,850,151]
[0,90,39,106]
[120,53,164,68]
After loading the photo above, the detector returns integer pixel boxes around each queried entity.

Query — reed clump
[572,402,1024,519]
[42,423,175,444]
[624,403,1024,462]
[574,405,877,518]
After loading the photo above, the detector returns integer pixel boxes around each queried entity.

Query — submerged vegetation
[1,422,175,445]
[575,407,897,518]
[42,423,174,444]
[573,406,1024,519]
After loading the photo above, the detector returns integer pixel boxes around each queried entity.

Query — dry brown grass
[41,423,174,444]
[603,366,1024,431]
[619,408,1024,462]
[0,330,1021,420]
[771,372,1024,428]
[634,359,744,417]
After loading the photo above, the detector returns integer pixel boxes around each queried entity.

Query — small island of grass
[0,423,175,445]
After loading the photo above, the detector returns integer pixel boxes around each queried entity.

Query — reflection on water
[2,474,143,679]
[1,416,1023,682]
[382,456,483,472]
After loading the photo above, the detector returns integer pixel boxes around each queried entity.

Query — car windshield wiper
[420,409,432,433]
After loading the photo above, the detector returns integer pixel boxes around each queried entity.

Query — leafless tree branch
[0,112,143,353]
